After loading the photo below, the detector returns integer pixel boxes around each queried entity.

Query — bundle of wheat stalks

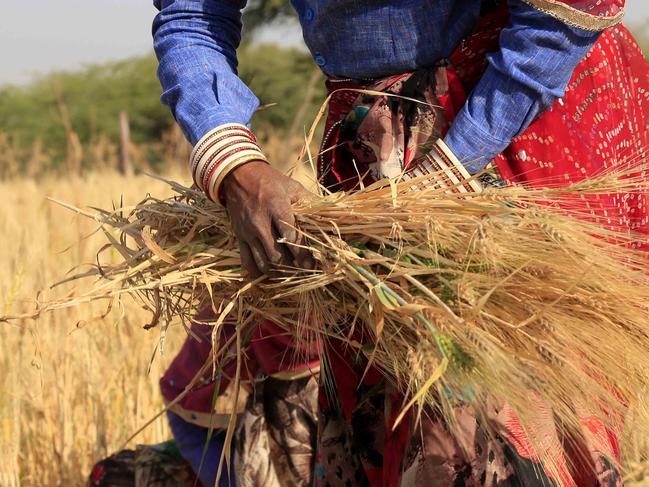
[15,165,649,475]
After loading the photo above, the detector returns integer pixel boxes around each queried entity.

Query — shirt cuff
[444,112,512,175]
[189,106,257,147]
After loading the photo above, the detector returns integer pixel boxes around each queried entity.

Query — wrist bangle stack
[190,123,268,204]
[410,139,483,194]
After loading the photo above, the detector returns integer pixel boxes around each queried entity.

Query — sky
[1,0,648,87]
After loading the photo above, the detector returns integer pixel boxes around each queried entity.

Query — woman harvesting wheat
[88,0,649,485]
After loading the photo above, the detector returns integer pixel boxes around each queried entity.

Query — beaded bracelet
[190,123,268,204]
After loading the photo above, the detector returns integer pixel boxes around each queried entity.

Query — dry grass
[0,171,192,486]
[0,127,313,486]
[0,123,312,182]
[13,163,649,484]
[2,166,649,486]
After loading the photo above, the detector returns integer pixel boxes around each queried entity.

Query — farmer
[90,0,648,485]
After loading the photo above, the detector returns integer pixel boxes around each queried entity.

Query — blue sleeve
[153,0,260,145]
[444,0,601,173]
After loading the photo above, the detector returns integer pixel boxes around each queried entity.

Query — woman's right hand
[221,161,315,278]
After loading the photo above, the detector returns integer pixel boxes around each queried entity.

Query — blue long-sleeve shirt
[152,0,600,173]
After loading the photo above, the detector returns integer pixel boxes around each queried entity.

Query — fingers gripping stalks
[221,161,315,277]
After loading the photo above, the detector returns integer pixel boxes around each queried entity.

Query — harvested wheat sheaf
[7,165,649,478]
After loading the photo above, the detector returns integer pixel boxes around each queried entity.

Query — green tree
[243,0,297,32]
[240,45,323,132]
[0,55,170,168]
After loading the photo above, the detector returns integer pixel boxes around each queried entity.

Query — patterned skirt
[305,15,647,487]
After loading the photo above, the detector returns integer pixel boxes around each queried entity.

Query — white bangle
[200,143,262,192]
[189,123,255,166]
[195,139,260,188]
[207,152,268,203]
[189,123,264,199]
[191,133,256,179]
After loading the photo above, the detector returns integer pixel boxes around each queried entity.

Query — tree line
[0,44,324,174]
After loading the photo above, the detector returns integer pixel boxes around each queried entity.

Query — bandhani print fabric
[493,21,649,250]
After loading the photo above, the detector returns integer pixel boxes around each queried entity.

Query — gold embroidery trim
[165,381,250,429]
[521,0,624,32]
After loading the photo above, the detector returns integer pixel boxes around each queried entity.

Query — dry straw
[6,156,649,478]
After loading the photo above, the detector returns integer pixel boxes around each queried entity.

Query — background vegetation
[0,44,324,176]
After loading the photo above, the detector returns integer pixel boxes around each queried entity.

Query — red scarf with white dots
[524,0,624,31]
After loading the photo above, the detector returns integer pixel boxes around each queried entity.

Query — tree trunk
[119,111,134,176]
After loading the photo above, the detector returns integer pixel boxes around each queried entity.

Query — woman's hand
[221,161,315,277]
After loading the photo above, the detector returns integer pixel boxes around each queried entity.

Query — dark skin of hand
[221,160,315,278]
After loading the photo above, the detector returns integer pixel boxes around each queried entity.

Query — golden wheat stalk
[5,163,649,477]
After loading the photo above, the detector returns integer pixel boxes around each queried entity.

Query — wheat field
[1,169,649,486]
[0,171,190,486]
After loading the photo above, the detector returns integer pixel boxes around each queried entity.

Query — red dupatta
[523,0,624,31]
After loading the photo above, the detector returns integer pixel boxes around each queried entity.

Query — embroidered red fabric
[542,0,623,17]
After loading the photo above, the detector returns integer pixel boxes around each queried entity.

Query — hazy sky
[1,0,648,86]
